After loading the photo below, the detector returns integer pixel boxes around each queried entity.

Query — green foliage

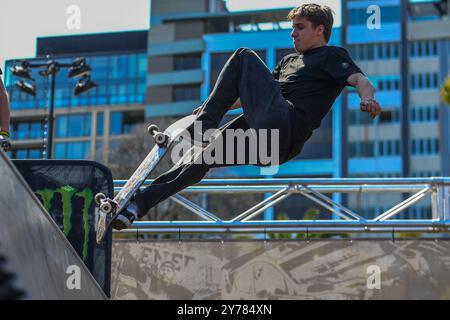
[268,208,349,240]
[441,76,450,105]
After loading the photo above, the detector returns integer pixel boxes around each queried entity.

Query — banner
[112,240,450,300]
[13,160,113,297]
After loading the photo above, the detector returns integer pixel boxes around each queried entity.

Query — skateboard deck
[95,115,196,243]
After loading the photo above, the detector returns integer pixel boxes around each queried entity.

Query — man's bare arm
[0,77,10,132]
[347,72,381,119]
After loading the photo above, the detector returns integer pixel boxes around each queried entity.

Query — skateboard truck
[147,124,168,146]
[95,193,116,214]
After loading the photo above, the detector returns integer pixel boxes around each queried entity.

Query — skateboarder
[0,68,11,152]
[112,3,381,230]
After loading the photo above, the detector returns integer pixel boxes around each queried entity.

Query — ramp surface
[0,152,106,299]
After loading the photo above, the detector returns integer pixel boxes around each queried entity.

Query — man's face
[290,16,325,54]
[160,264,174,282]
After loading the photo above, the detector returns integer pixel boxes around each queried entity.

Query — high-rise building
[4,30,147,166]
[145,0,450,219]
[5,0,450,220]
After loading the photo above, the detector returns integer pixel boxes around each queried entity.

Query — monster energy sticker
[12,160,113,296]
[35,185,94,262]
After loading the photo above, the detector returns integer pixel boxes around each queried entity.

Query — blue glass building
[145,0,450,219]
[5,0,450,220]
[4,30,147,162]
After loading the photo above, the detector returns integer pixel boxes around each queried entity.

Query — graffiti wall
[111,240,450,300]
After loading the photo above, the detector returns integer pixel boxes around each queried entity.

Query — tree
[441,76,450,105]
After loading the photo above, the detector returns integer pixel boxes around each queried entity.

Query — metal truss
[112,177,450,235]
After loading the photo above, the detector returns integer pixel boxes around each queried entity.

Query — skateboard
[95,115,196,244]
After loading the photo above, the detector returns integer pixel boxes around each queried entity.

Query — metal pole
[47,71,56,159]
[341,0,349,209]
[400,0,410,177]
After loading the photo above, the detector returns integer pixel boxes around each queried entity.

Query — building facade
[145,0,450,219]
[4,31,148,167]
[4,0,450,220]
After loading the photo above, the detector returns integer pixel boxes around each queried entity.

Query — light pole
[10,56,97,158]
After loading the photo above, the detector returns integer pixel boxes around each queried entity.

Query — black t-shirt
[272,45,364,131]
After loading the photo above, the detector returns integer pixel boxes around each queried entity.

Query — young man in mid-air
[112,3,381,229]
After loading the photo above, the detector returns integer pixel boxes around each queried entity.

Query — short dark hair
[287,3,335,43]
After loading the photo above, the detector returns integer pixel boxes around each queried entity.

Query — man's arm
[347,72,381,119]
[0,76,12,152]
[0,77,10,132]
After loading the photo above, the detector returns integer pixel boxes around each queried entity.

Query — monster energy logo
[35,185,94,261]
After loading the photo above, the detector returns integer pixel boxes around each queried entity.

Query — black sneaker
[112,206,138,230]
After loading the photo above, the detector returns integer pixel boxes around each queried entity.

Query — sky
[0,0,342,74]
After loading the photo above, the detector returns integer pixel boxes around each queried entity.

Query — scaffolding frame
[112,177,450,235]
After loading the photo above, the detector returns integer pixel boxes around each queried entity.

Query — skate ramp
[0,152,106,299]
[112,240,450,300]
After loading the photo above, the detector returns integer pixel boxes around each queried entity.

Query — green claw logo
[35,185,94,262]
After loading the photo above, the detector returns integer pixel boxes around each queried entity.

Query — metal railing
[112,177,450,236]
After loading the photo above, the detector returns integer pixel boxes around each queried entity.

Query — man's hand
[360,98,381,119]
[0,131,11,152]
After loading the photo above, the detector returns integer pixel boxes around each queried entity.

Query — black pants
[134,48,307,217]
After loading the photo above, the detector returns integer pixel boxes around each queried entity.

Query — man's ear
[316,24,325,36]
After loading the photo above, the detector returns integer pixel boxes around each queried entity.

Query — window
[174,54,201,71]
[10,121,44,140]
[56,114,91,138]
[379,110,393,123]
[432,41,438,55]
[96,112,104,136]
[425,74,431,89]
[349,142,357,157]
[386,141,392,155]
[173,85,200,102]
[11,148,42,159]
[110,110,144,135]
[392,43,399,58]
[424,139,430,154]
[349,6,400,25]
[378,141,384,156]
[418,74,423,89]
[54,142,90,159]
[425,107,431,121]
[378,44,384,59]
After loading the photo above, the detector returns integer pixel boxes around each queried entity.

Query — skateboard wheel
[95,193,106,205]
[147,124,159,136]
[100,202,113,214]
[154,132,168,145]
